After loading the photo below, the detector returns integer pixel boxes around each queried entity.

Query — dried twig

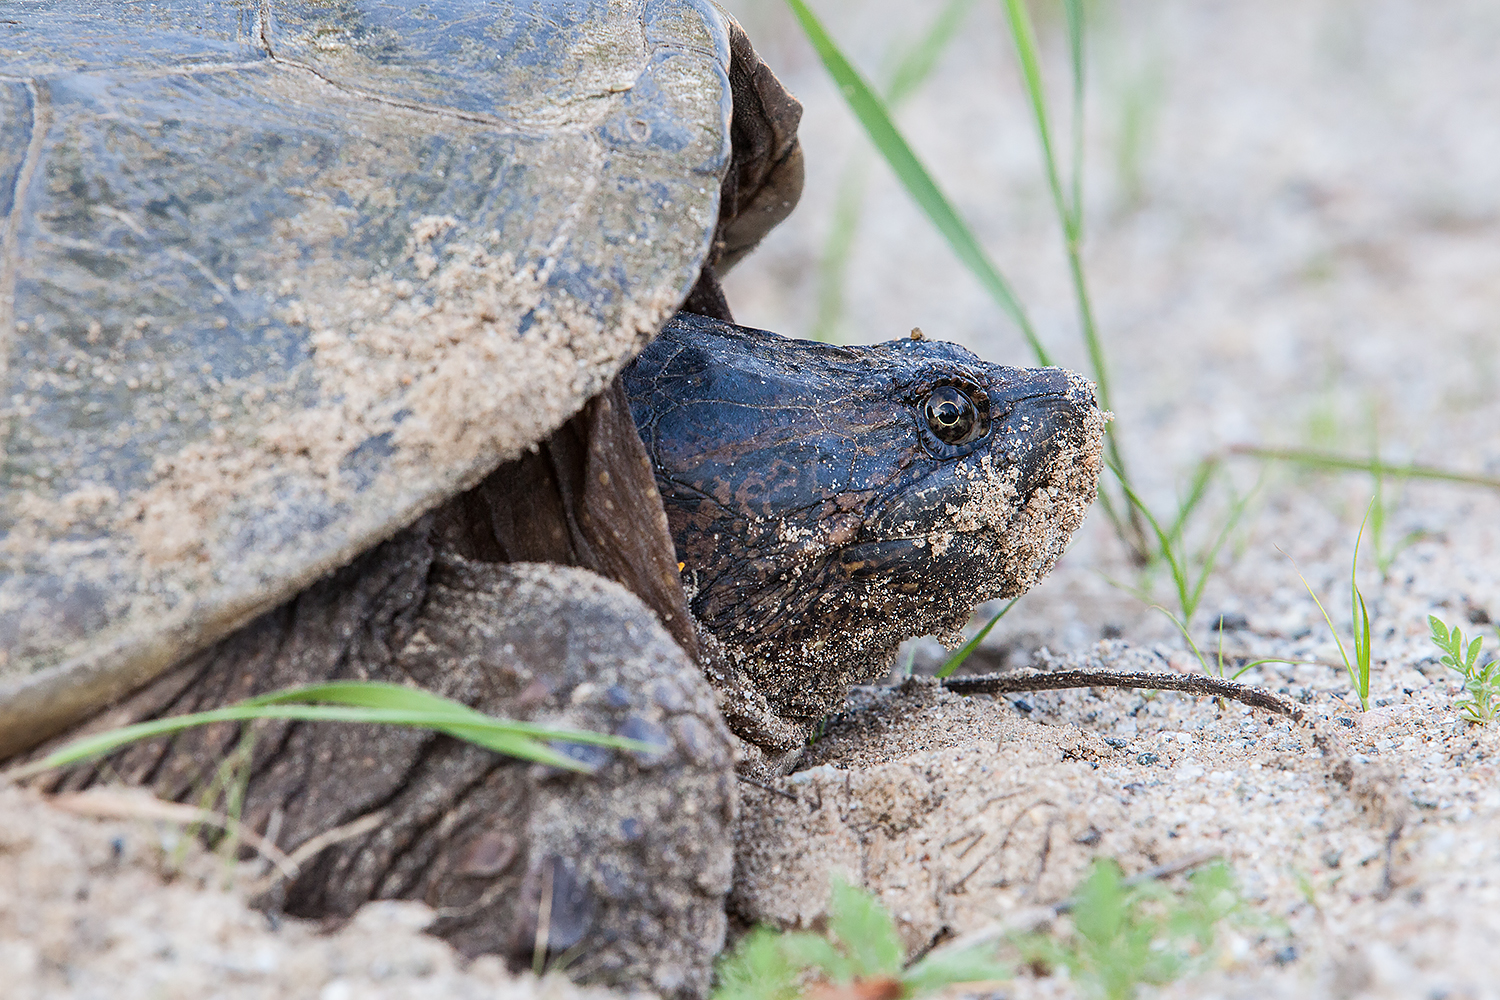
[737,773,799,802]
[248,809,387,895]
[48,788,299,879]
[941,668,1303,720]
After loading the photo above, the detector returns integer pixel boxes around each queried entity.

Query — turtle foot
[46,529,736,999]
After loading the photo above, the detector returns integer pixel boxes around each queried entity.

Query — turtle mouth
[835,537,939,582]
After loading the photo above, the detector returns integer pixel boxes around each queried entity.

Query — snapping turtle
[625,315,1103,764]
[0,0,1104,994]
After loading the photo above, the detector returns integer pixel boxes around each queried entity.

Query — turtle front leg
[44,526,736,999]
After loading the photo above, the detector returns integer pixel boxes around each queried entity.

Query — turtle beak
[862,365,1100,541]
[832,366,1102,597]
[836,538,932,583]
[988,367,1101,504]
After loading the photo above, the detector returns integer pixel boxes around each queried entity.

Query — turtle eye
[923,386,979,445]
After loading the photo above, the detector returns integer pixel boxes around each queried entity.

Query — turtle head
[622,313,1106,747]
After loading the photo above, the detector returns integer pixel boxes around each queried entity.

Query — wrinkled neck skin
[622,312,1105,772]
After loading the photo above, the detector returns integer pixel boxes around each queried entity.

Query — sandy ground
[0,783,630,1000]
[719,0,1500,996]
[6,0,1500,997]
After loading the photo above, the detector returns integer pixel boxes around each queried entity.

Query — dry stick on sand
[940,669,1304,721]
[47,788,390,894]
[48,789,300,879]
[737,774,799,801]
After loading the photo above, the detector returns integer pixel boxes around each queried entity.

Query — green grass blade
[785,0,1052,365]
[1150,605,1211,675]
[936,597,1020,678]
[244,681,505,723]
[1000,0,1068,237]
[245,682,657,748]
[1350,502,1375,709]
[1062,0,1085,233]
[1118,477,1196,617]
[1184,480,1256,622]
[1283,549,1359,704]
[812,0,973,344]
[19,682,655,780]
[998,0,1113,418]
[1228,445,1500,491]
[1228,657,1301,682]
[995,0,1145,557]
[812,164,868,342]
[1168,458,1221,543]
[1353,588,1371,707]
[29,707,583,773]
[885,0,975,107]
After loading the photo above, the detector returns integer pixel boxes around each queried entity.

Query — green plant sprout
[1012,858,1245,1000]
[6,680,654,783]
[1428,615,1500,724]
[1150,606,1294,682]
[1114,461,1257,624]
[1286,504,1376,711]
[936,596,1021,679]
[713,876,1008,1000]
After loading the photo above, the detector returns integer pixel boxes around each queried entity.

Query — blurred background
[713,0,1500,669]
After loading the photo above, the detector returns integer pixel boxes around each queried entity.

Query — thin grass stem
[1348,502,1375,709]
[996,0,1146,556]
[1228,445,1500,491]
[1151,605,1212,674]
[997,0,1108,400]
[1062,0,1085,236]
[1282,549,1364,711]
[784,0,1052,365]
[936,597,1021,678]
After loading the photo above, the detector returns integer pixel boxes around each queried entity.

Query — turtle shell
[0,0,778,756]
